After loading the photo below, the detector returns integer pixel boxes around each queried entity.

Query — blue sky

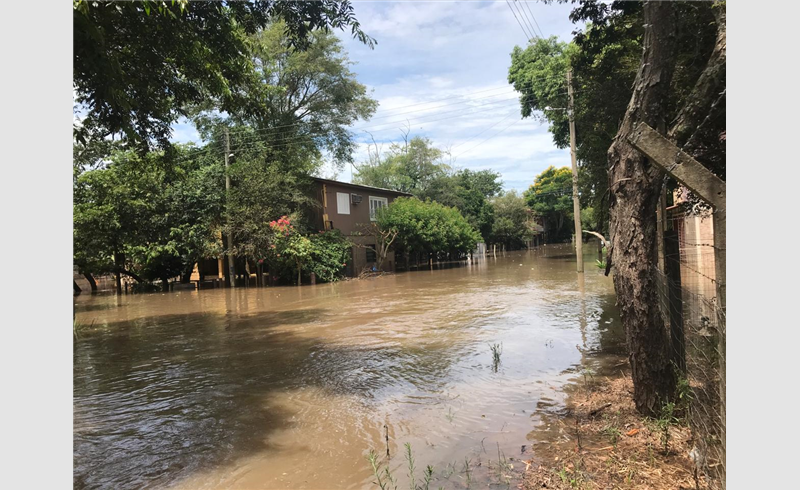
[172,0,583,192]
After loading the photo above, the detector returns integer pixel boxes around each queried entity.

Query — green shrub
[307,230,352,283]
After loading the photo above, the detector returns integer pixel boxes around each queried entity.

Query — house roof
[311,177,413,196]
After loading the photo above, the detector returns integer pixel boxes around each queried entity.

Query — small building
[309,177,412,276]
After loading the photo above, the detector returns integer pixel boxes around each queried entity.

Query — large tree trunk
[73,281,82,295]
[607,1,677,416]
[83,272,98,292]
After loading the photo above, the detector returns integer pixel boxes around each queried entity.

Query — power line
[521,0,546,39]
[210,87,574,152]
[454,117,525,159]
[220,71,574,139]
[505,0,533,42]
[451,111,517,151]
[514,0,539,40]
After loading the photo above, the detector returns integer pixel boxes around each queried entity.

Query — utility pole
[225,127,236,288]
[567,68,583,273]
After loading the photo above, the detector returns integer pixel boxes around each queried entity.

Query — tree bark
[73,281,82,295]
[607,0,677,416]
[668,5,726,148]
[83,272,98,292]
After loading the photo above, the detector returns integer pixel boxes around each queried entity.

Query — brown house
[309,177,411,276]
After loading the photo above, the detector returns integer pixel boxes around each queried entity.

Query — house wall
[311,179,408,276]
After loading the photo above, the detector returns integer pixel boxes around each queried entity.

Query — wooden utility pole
[567,69,583,273]
[224,127,236,288]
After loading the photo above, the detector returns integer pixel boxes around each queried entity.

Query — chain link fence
[655,207,725,489]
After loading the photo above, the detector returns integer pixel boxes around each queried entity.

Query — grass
[489,342,502,372]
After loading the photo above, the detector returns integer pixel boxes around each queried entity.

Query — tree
[523,166,574,242]
[511,0,725,414]
[74,145,224,292]
[190,24,376,262]
[604,1,725,415]
[357,223,398,272]
[193,23,378,165]
[419,169,502,242]
[489,191,534,250]
[376,197,480,258]
[354,136,448,194]
[74,0,374,149]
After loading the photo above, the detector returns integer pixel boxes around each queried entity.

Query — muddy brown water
[73,245,624,489]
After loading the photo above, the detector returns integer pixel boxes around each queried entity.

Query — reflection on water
[74,244,622,489]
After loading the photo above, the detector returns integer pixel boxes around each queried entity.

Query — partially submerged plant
[405,443,416,490]
[367,449,398,490]
[489,343,503,372]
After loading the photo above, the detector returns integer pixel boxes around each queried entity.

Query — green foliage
[194,23,377,167]
[73,0,374,149]
[523,166,574,242]
[263,217,350,284]
[376,197,481,256]
[489,190,534,249]
[356,137,503,242]
[420,169,502,242]
[509,2,725,232]
[367,449,397,490]
[73,144,224,285]
[655,402,680,455]
[354,136,447,194]
[307,230,352,283]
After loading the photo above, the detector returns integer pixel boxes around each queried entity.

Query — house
[309,177,411,276]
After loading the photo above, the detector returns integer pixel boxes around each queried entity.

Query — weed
[445,407,455,423]
[489,343,502,371]
[367,449,397,490]
[654,402,679,455]
[675,372,694,414]
[404,443,416,490]
[595,259,607,269]
[421,465,434,490]
[463,457,472,489]
[601,424,622,448]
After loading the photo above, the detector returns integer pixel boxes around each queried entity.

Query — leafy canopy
[73,0,374,149]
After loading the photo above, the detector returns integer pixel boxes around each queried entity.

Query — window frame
[336,192,351,215]
[369,196,389,221]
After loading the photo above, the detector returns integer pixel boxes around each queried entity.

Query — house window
[369,196,388,221]
[366,244,377,263]
[337,192,350,215]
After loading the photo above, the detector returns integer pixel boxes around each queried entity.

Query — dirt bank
[521,369,710,490]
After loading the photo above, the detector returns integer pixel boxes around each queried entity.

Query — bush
[264,216,351,284]
[377,197,480,255]
[307,230,351,283]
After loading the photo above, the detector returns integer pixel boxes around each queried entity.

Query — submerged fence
[655,206,725,489]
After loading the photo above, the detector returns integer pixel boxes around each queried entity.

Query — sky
[171,0,583,192]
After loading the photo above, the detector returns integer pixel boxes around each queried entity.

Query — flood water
[73,244,623,489]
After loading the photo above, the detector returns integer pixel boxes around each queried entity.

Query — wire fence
[655,207,725,489]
